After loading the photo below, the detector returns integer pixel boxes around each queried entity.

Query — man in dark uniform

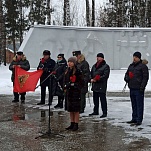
[125,51,149,126]
[89,53,110,118]
[72,50,90,113]
[37,50,56,105]
[9,51,30,103]
[54,54,67,108]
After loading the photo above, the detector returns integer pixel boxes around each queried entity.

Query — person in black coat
[124,51,149,126]
[64,57,84,131]
[53,54,67,108]
[9,51,30,103]
[72,51,90,113]
[37,50,56,105]
[89,53,110,118]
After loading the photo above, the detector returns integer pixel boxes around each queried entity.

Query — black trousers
[41,85,53,104]
[13,82,26,101]
[14,92,26,101]
[130,89,144,123]
[57,96,64,107]
[93,92,107,115]
[80,93,86,112]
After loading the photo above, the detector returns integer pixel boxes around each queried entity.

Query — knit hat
[43,50,51,55]
[97,53,104,58]
[72,51,81,56]
[57,54,64,58]
[68,57,77,64]
[133,51,141,59]
[16,51,23,55]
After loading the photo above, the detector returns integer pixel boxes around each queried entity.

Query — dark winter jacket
[54,59,67,87]
[124,59,149,90]
[91,60,110,93]
[9,55,30,82]
[37,57,56,86]
[51,59,67,97]
[76,54,90,93]
[64,67,84,112]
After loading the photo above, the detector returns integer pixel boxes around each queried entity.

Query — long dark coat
[91,60,110,93]
[76,54,90,94]
[64,67,84,112]
[124,59,149,90]
[37,57,56,87]
[51,59,67,97]
[9,55,30,82]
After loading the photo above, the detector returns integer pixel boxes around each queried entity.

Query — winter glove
[128,72,134,79]
[94,75,101,81]
[70,75,76,83]
[124,75,130,83]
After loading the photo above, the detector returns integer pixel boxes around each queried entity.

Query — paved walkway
[0,94,150,151]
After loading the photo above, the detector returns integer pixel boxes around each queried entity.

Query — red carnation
[94,75,101,81]
[129,72,134,79]
[70,75,76,83]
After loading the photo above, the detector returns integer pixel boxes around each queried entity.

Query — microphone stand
[35,74,64,139]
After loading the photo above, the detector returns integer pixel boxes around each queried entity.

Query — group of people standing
[9,50,149,131]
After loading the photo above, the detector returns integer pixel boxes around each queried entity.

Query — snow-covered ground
[1,65,151,95]
[1,65,151,143]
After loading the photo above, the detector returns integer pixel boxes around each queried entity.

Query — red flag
[13,66,43,93]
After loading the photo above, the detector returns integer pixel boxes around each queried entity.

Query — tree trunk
[63,0,70,26]
[47,0,51,25]
[92,0,95,26]
[12,31,16,56]
[19,0,23,45]
[86,0,90,26]
[0,0,6,65]
[131,0,134,27]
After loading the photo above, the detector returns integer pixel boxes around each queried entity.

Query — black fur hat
[16,51,23,55]
[57,54,64,58]
[97,53,104,58]
[72,51,81,56]
[133,51,141,59]
[43,50,51,55]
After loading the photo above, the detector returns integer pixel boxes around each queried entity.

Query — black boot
[59,100,63,108]
[54,104,60,108]
[65,122,75,130]
[100,114,107,118]
[72,123,78,131]
[12,99,19,103]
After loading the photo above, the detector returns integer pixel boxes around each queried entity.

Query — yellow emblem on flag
[18,74,29,88]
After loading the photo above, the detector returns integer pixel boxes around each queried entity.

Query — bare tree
[92,0,95,26]
[63,0,71,26]
[46,0,51,25]
[0,0,6,65]
[86,0,90,26]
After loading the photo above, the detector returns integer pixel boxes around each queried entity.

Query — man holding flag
[9,51,30,103]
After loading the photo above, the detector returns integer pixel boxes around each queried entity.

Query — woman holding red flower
[64,57,84,131]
